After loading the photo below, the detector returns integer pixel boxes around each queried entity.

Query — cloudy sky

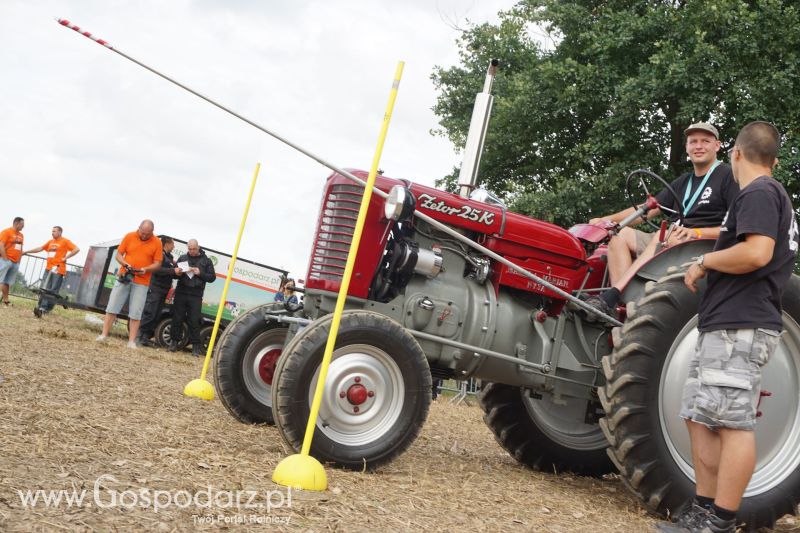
[1,0,515,281]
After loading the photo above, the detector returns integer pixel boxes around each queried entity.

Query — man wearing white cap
[585,122,738,318]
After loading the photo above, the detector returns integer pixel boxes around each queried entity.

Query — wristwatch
[696,254,706,271]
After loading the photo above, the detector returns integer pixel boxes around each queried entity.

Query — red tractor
[213,67,800,530]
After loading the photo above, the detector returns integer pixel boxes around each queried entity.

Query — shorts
[106,280,149,320]
[0,258,19,286]
[633,229,654,255]
[680,328,781,430]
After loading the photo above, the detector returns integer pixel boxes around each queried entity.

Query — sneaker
[655,501,711,532]
[192,346,204,357]
[95,335,108,342]
[581,295,613,323]
[33,307,43,318]
[691,512,736,533]
[137,337,153,348]
[126,341,137,350]
[2,300,11,307]
[167,342,178,352]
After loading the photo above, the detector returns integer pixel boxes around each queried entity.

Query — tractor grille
[308,183,363,282]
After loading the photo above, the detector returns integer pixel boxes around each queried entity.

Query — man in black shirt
[587,122,738,317]
[136,235,177,347]
[169,239,216,356]
[664,122,798,532]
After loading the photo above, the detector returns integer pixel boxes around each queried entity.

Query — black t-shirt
[698,176,799,331]
[655,163,738,227]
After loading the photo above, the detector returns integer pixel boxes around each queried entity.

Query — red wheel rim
[257,348,282,385]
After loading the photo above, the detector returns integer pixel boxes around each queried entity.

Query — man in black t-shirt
[661,122,798,532]
[587,122,738,318]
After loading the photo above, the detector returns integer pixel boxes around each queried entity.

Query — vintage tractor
[213,66,800,530]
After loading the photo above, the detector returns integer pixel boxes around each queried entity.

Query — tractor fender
[620,239,715,306]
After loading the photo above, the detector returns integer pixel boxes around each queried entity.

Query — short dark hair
[13,217,23,224]
[736,121,780,167]
[158,235,174,245]
[53,226,63,232]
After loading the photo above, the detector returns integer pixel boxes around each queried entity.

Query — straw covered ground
[1,297,798,532]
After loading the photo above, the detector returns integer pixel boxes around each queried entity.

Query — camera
[118,266,140,284]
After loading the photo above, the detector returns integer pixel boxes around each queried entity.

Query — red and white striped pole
[56,19,114,49]
[55,17,377,194]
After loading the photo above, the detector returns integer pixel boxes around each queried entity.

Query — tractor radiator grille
[308,183,363,282]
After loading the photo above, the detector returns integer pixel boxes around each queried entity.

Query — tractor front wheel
[214,303,289,425]
[601,271,800,530]
[272,311,431,470]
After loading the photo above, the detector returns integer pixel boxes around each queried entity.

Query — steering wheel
[624,169,684,231]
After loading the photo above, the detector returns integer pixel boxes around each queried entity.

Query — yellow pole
[184,163,261,400]
[272,61,404,490]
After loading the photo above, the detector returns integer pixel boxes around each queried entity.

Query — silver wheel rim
[163,323,187,345]
[309,344,405,447]
[659,313,800,496]
[522,391,609,451]
[242,330,285,407]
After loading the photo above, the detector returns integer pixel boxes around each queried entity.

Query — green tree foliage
[432,0,800,227]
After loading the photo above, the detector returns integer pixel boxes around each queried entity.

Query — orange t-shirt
[0,227,24,263]
[42,237,78,276]
[118,232,163,286]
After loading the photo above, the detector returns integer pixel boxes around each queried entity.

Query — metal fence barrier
[436,377,479,405]
[9,255,83,301]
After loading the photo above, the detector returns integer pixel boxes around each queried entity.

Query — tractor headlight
[383,185,416,221]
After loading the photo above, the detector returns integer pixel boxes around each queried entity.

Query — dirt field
[0,297,797,532]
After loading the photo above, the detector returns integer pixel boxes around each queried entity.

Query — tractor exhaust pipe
[457,59,498,199]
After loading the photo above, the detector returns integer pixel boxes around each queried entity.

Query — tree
[432,0,800,227]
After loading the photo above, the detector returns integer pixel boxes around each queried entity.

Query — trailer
[71,237,288,350]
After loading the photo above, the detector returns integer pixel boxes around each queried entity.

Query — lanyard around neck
[682,160,721,214]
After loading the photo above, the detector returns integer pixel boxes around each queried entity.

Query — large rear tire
[479,382,613,476]
[214,303,288,425]
[272,311,431,470]
[601,271,800,530]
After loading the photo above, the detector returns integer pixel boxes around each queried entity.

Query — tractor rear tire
[272,311,431,470]
[601,271,800,530]
[479,382,613,476]
[214,303,289,425]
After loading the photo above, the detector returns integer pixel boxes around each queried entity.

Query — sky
[1,0,516,281]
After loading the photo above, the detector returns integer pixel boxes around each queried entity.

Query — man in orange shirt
[96,220,163,349]
[0,217,25,306]
[23,226,80,317]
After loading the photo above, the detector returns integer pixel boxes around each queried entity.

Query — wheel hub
[257,348,282,385]
[242,329,287,404]
[309,344,404,446]
[346,383,369,405]
[335,376,376,414]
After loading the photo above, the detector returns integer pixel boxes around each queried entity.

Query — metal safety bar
[263,313,597,390]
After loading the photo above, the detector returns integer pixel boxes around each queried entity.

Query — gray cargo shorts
[632,229,653,255]
[680,328,781,431]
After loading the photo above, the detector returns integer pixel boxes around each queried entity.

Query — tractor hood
[342,169,587,264]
